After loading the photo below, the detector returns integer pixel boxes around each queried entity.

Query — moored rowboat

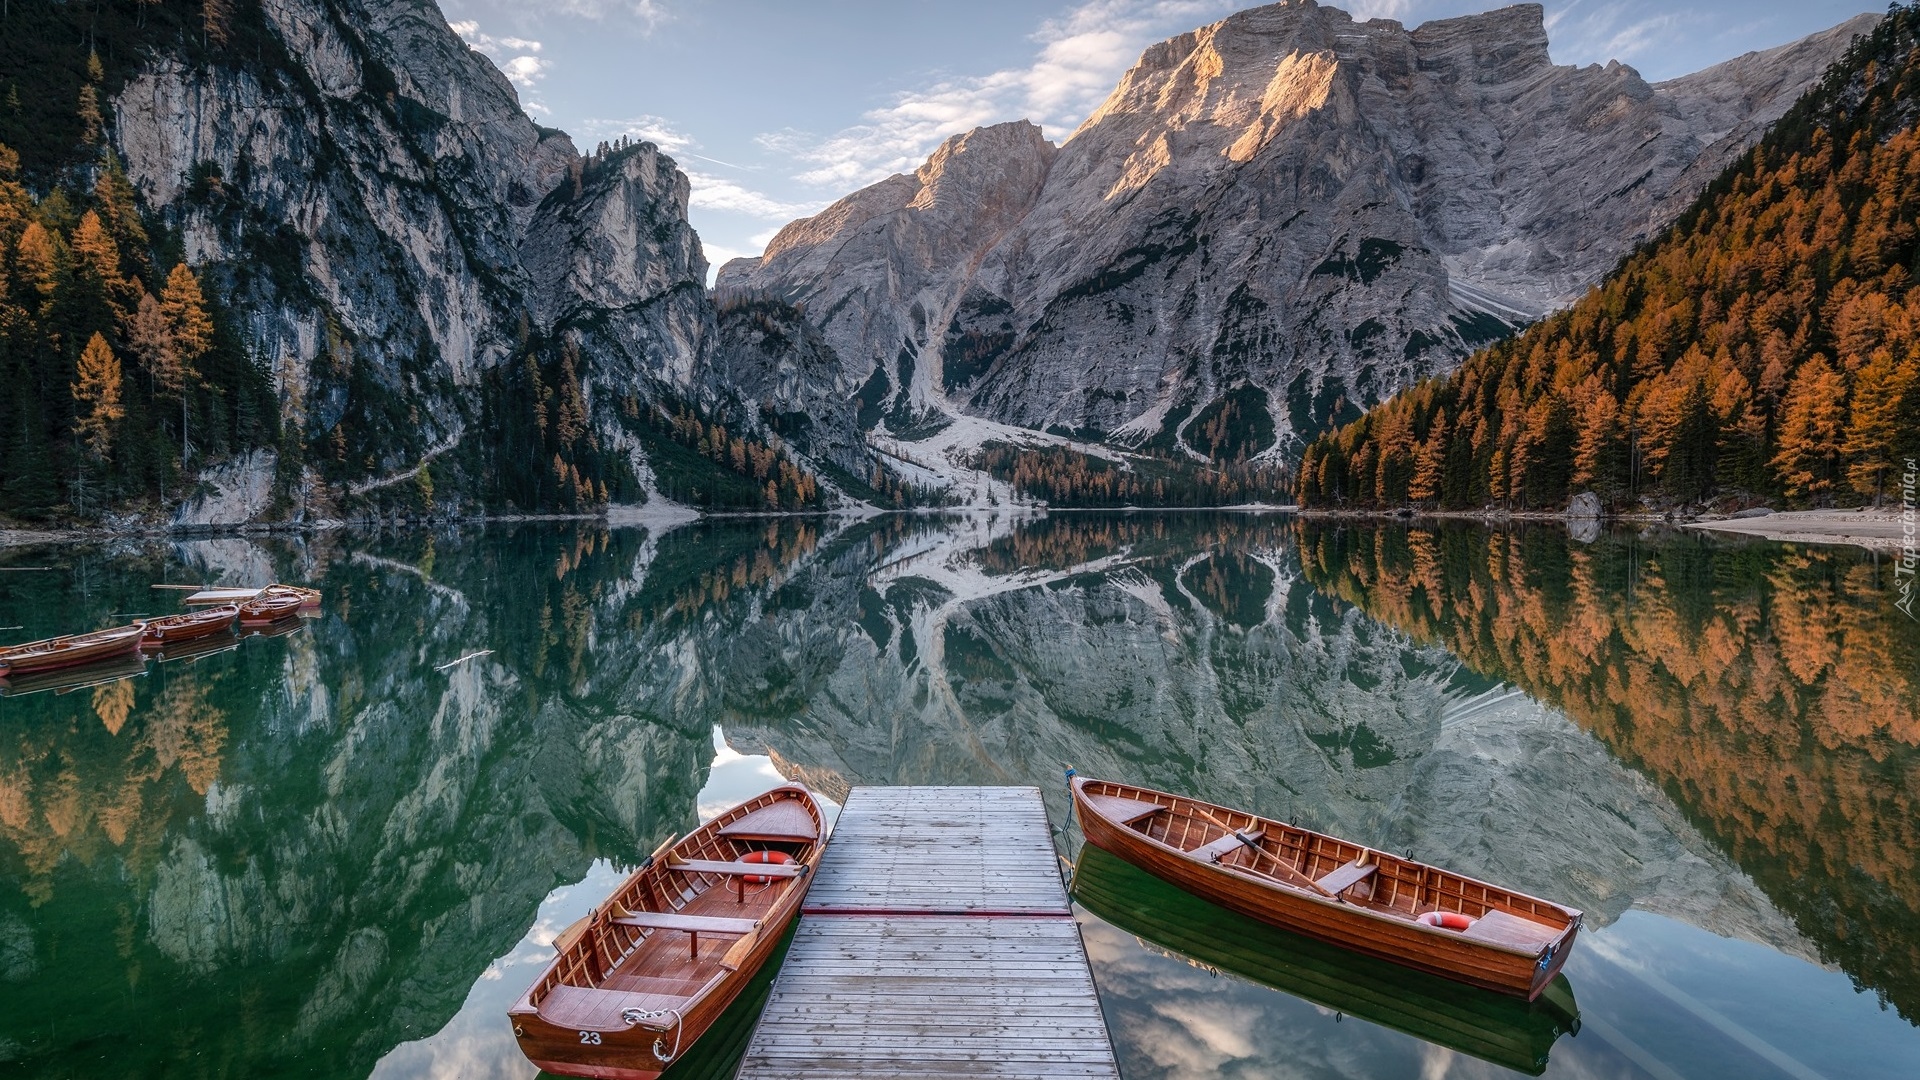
[237,593,305,625]
[1070,776,1581,1000]
[140,604,240,647]
[1071,844,1580,1074]
[185,583,321,609]
[509,785,825,1080]
[0,651,149,698]
[0,624,146,677]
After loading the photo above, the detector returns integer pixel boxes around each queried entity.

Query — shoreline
[6,504,1911,554]
[1295,505,1910,554]
[1678,508,1912,552]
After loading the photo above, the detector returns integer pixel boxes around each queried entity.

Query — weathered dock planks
[735,786,1119,1079]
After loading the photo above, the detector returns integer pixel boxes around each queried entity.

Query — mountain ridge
[721,1,1878,464]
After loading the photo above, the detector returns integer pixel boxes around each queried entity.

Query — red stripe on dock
[801,906,1076,918]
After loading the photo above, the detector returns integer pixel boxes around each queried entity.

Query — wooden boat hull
[186,584,321,609]
[1071,777,1579,1000]
[510,785,825,1080]
[237,595,304,625]
[140,605,239,647]
[0,625,146,677]
[0,652,148,698]
[1072,844,1578,1074]
[512,916,790,1080]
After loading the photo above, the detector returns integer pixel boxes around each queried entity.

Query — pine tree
[1771,355,1849,499]
[14,221,59,313]
[127,290,182,397]
[1843,349,1920,503]
[71,210,132,319]
[77,52,104,146]
[203,0,234,47]
[161,264,215,364]
[73,332,125,460]
[161,265,214,464]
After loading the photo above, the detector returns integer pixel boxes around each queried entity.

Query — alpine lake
[2,512,1917,1080]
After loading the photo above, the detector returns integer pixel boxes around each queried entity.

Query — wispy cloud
[683,171,816,220]
[759,0,1240,193]
[1546,1,1693,68]
[577,114,699,155]
[450,20,550,90]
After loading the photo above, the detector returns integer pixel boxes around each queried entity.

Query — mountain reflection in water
[0,514,1914,1079]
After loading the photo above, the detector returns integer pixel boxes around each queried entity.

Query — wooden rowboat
[509,785,826,1080]
[140,604,239,647]
[1071,844,1579,1074]
[237,593,305,625]
[185,583,321,609]
[1070,776,1581,1000]
[0,624,146,677]
[0,651,149,698]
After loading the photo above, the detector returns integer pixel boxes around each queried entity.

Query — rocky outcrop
[706,298,869,478]
[109,0,712,520]
[720,2,1877,452]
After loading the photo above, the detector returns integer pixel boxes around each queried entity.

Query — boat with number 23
[508,784,825,1080]
[1070,775,1581,1000]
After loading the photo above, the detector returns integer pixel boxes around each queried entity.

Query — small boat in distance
[237,593,305,625]
[509,785,825,1080]
[0,624,146,678]
[184,583,320,609]
[0,651,149,698]
[1072,844,1579,1075]
[1070,776,1581,1000]
[140,604,239,648]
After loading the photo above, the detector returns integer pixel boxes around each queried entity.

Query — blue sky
[434,0,1878,272]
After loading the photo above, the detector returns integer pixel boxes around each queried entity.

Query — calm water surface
[1,514,1915,1079]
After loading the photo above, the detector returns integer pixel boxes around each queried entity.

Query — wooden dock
[735,786,1120,1079]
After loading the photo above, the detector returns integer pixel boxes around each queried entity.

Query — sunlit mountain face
[1,514,1915,1078]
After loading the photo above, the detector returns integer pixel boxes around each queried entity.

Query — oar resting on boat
[1070,775,1581,1000]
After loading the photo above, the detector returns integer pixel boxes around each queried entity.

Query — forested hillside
[0,145,276,518]
[1298,7,1920,510]
[0,2,282,521]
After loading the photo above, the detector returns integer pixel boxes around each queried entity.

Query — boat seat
[607,907,760,935]
[1190,828,1265,864]
[1459,909,1562,951]
[717,801,819,841]
[1085,794,1168,826]
[666,858,805,878]
[1315,859,1378,896]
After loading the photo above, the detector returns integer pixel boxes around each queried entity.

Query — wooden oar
[1185,805,1328,893]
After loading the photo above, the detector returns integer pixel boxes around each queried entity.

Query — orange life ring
[1419,910,1476,931]
[741,850,793,884]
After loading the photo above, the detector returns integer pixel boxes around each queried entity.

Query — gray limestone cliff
[720,2,1878,453]
[108,0,717,522]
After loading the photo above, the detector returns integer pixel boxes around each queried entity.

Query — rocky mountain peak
[724,3,1877,456]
